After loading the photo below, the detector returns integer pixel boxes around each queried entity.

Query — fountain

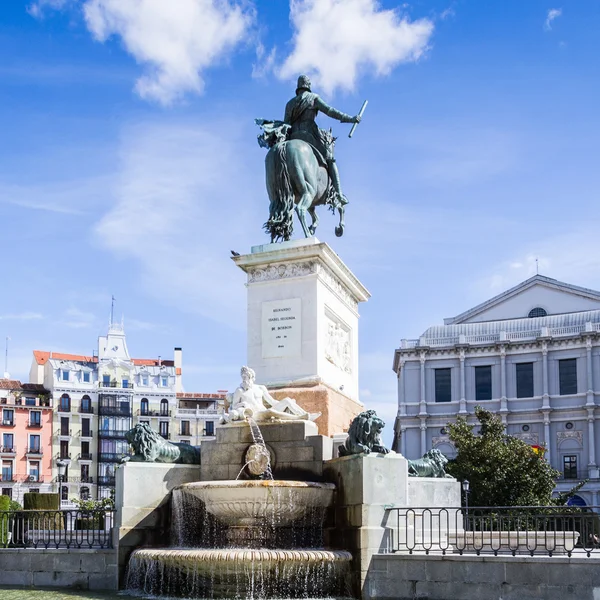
[124,375,354,599]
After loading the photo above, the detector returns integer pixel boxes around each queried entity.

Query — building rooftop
[0,378,49,394]
[33,350,174,367]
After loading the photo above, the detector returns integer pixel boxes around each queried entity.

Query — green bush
[0,496,11,547]
[0,496,10,511]
[23,493,59,510]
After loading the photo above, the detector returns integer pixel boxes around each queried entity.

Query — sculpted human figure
[284,75,361,206]
[221,366,320,423]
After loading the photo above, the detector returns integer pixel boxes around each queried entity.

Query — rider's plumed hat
[296,75,312,94]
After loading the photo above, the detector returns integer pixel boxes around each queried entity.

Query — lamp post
[56,459,67,504]
[462,479,470,530]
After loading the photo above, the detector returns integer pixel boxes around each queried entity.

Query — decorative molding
[432,436,454,447]
[513,432,539,445]
[318,264,359,311]
[247,261,317,284]
[557,430,583,446]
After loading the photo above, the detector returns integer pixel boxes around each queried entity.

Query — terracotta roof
[176,392,226,399]
[33,350,174,367]
[0,379,49,394]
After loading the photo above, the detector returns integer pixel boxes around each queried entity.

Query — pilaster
[458,348,467,415]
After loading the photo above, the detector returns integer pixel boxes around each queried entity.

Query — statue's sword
[348,100,368,138]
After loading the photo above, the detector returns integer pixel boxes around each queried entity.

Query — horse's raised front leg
[335,204,345,237]
[308,206,319,236]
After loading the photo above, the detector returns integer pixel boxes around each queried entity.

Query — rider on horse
[284,75,361,207]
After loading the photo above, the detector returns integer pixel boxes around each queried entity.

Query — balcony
[56,453,72,461]
[23,475,43,484]
[556,469,591,481]
[27,421,43,429]
[0,474,15,483]
[80,430,93,438]
[0,446,16,455]
[98,452,128,463]
[79,405,94,414]
[1,419,15,427]
[78,453,93,461]
[100,381,134,389]
[57,405,71,413]
[137,409,172,417]
[58,429,72,438]
[26,447,43,456]
[98,405,131,417]
[98,429,128,439]
[97,475,116,486]
[176,407,219,416]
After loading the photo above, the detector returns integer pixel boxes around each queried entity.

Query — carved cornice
[318,263,359,311]
[247,260,317,284]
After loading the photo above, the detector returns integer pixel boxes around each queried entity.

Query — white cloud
[27,0,71,18]
[252,41,277,79]
[0,312,44,321]
[279,0,434,95]
[82,0,254,104]
[94,119,261,328]
[62,308,98,329]
[544,8,562,31]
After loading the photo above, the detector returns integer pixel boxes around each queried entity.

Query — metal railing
[98,406,131,417]
[97,476,116,486]
[100,382,134,389]
[0,446,16,454]
[78,453,93,461]
[26,447,43,455]
[386,506,600,557]
[98,453,127,464]
[0,509,114,549]
[137,409,172,417]
[98,429,128,439]
[79,405,94,414]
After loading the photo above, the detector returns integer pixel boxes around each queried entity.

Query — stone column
[458,348,467,415]
[542,411,552,466]
[398,359,407,418]
[499,345,508,425]
[400,427,407,457]
[420,420,427,456]
[542,343,550,410]
[419,351,427,416]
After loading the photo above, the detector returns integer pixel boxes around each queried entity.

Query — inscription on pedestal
[261,298,302,358]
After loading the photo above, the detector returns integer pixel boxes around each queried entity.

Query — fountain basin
[180,480,336,526]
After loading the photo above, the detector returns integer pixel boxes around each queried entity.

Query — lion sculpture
[339,409,390,457]
[121,423,201,464]
[407,448,453,478]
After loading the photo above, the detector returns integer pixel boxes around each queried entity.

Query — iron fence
[0,509,114,549]
[385,506,600,557]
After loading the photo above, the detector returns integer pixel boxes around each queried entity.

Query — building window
[159,421,169,439]
[434,368,452,403]
[122,379,129,389]
[528,307,547,318]
[29,435,41,453]
[81,418,91,438]
[181,421,190,436]
[61,486,69,501]
[29,461,40,482]
[103,374,110,385]
[161,376,168,387]
[140,399,149,416]
[2,409,14,426]
[522,424,530,432]
[160,399,169,416]
[59,394,71,412]
[60,417,69,436]
[2,433,14,451]
[80,487,90,500]
[62,370,69,381]
[566,422,574,430]
[516,362,534,398]
[30,411,41,427]
[80,395,92,413]
[205,421,215,436]
[82,371,91,383]
[559,358,578,395]
[475,366,492,401]
[563,455,578,479]
[141,375,149,387]
[2,460,13,481]
[2,488,12,499]
[25,397,36,407]
[60,440,69,459]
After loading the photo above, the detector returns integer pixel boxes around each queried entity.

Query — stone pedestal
[324,453,409,595]
[233,238,370,429]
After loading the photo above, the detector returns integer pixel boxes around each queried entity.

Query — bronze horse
[257,121,344,243]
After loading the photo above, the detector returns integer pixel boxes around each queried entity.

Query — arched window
[140,398,149,416]
[80,487,90,500]
[60,394,71,412]
[61,486,69,501]
[80,395,92,413]
[528,307,547,318]
[160,398,169,416]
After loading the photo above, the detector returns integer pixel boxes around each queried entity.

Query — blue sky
[1,0,600,446]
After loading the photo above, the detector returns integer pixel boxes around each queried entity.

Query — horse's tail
[264,142,294,242]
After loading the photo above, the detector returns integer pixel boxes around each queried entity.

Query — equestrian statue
[256,75,366,242]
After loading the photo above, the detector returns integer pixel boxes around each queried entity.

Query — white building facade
[393,275,600,507]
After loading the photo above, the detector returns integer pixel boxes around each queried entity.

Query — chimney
[174,347,183,393]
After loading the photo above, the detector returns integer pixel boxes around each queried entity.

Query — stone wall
[0,548,117,590]
[364,553,600,600]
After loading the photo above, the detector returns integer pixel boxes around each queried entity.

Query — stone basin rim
[179,480,336,490]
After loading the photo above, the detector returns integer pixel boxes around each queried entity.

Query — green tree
[445,406,580,506]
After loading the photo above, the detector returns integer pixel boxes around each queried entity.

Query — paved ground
[0,591,121,600]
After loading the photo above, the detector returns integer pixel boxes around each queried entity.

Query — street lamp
[462,479,470,530]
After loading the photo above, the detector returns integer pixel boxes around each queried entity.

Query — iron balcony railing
[79,405,94,414]
[1,420,15,427]
[98,453,128,464]
[26,447,43,455]
[0,509,114,549]
[386,506,600,558]
[0,446,16,454]
[57,405,71,413]
[99,381,134,389]
[98,429,128,439]
[27,422,42,429]
[137,409,172,417]
[80,430,93,438]
[78,453,93,461]
[98,406,131,417]
[97,476,116,486]
[0,474,15,482]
